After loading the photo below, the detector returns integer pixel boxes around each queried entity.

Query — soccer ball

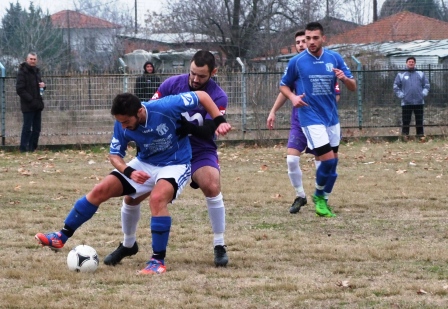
[67,245,99,273]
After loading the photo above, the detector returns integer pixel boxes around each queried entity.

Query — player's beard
[189,78,210,91]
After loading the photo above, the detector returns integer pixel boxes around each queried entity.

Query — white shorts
[302,123,341,150]
[115,158,191,200]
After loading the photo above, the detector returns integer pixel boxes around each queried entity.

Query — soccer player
[35,91,231,275]
[279,22,356,217]
[104,50,230,267]
[267,30,340,214]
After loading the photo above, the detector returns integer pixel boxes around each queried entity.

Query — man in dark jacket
[16,52,45,152]
[134,61,161,102]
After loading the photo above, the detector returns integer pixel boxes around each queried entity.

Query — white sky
[0,0,387,26]
[0,0,164,25]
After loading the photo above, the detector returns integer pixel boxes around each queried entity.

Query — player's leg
[35,173,130,250]
[103,193,147,266]
[104,158,157,265]
[303,124,337,217]
[139,164,191,275]
[191,153,228,267]
[287,120,309,213]
[414,105,424,136]
[322,124,341,204]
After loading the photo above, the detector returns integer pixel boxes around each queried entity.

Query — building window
[84,37,96,52]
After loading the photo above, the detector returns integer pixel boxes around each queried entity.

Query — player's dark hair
[111,93,141,117]
[406,56,416,63]
[295,30,305,38]
[305,22,324,35]
[191,50,216,74]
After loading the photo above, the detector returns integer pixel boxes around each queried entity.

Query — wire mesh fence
[1,65,448,147]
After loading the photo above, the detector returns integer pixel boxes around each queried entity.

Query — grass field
[1,139,447,308]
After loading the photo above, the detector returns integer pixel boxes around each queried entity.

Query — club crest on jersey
[110,137,121,151]
[180,93,195,106]
[326,63,334,72]
[156,123,169,136]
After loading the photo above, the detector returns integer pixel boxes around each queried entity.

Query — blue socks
[315,158,337,196]
[151,216,172,261]
[61,196,98,242]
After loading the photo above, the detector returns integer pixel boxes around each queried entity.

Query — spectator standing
[16,52,45,152]
[393,57,430,137]
[135,61,161,101]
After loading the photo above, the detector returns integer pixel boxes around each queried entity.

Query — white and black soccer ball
[67,245,99,273]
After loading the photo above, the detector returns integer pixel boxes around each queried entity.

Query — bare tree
[145,0,326,64]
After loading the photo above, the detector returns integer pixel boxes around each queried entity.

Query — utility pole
[134,0,138,34]
[373,0,378,21]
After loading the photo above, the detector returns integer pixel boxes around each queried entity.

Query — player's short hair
[111,93,141,117]
[406,56,416,63]
[295,30,305,38]
[305,22,324,35]
[191,50,216,74]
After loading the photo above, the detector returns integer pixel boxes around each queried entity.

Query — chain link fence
[1,65,448,147]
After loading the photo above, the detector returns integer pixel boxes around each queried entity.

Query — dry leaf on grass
[336,280,352,288]
[396,169,407,174]
[417,289,428,295]
[17,168,32,176]
[271,193,282,199]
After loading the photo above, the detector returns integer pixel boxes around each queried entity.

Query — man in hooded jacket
[135,61,161,102]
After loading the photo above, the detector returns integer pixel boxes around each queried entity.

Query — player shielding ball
[104,51,231,268]
[35,91,231,275]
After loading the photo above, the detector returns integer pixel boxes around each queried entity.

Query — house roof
[328,11,448,45]
[118,32,216,44]
[51,10,121,29]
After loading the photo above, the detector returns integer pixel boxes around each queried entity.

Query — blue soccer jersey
[281,48,352,127]
[152,74,228,154]
[109,92,200,166]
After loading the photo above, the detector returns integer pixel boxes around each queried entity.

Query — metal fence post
[236,57,246,139]
[0,62,5,146]
[351,56,363,129]
[118,58,128,93]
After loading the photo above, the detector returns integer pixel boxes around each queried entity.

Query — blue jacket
[393,69,430,106]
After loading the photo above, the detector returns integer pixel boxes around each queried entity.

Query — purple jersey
[152,74,228,155]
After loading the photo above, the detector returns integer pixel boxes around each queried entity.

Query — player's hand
[130,170,151,184]
[215,122,231,136]
[333,68,347,81]
[291,93,307,108]
[267,113,275,129]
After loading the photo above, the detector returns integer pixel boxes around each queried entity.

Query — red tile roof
[328,11,448,45]
[51,10,121,29]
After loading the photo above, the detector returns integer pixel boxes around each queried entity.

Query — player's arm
[108,153,150,184]
[333,68,356,92]
[194,91,231,136]
[267,92,288,129]
[280,85,306,108]
[176,116,218,140]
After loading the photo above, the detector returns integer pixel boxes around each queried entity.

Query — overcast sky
[0,0,164,24]
[0,0,388,25]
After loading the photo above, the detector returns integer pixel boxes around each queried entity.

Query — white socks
[206,193,225,246]
[121,201,141,248]
[287,155,306,198]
